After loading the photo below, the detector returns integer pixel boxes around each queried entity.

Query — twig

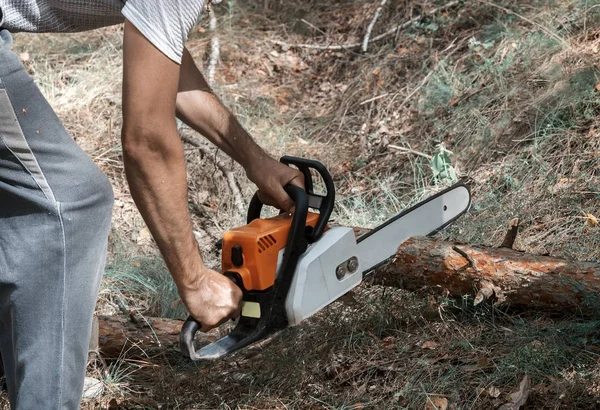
[301,18,327,36]
[180,132,246,215]
[271,1,460,51]
[359,92,390,105]
[387,144,432,159]
[362,0,389,53]
[206,4,220,87]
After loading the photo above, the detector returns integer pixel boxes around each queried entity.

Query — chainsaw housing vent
[257,234,277,253]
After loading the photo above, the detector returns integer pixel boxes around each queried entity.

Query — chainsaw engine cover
[285,226,362,326]
[221,211,320,291]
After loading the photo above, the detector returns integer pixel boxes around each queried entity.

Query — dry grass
[1,0,600,408]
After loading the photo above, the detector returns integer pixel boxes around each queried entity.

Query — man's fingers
[258,186,294,212]
[257,191,276,208]
[275,187,295,212]
[288,171,305,190]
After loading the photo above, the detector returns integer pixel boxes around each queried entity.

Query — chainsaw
[180,156,471,361]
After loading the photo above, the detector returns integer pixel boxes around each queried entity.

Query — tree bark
[371,236,600,313]
[95,315,218,358]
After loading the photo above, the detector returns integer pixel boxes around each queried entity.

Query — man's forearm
[122,129,203,289]
[175,48,266,171]
[122,21,206,291]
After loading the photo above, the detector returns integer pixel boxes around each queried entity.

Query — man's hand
[178,268,243,332]
[246,156,305,212]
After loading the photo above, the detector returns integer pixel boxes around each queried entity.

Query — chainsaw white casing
[285,227,362,326]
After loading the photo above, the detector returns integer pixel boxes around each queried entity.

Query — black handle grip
[180,316,201,360]
[247,157,335,243]
[179,271,243,360]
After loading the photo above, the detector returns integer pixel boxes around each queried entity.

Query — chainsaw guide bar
[180,157,471,361]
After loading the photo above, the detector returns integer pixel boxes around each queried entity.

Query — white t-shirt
[0,0,206,63]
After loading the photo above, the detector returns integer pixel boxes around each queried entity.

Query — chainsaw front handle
[180,184,310,361]
[247,156,335,243]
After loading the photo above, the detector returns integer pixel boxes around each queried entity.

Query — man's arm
[176,48,304,211]
[121,20,241,330]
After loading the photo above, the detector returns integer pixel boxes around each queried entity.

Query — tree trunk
[95,315,218,358]
[371,236,600,313]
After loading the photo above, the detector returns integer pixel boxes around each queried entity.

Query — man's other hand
[178,268,243,332]
[246,156,305,212]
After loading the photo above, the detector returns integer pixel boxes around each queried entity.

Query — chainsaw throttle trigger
[180,185,310,361]
[247,157,334,243]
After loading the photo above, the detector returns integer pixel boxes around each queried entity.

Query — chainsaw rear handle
[180,185,310,360]
[247,156,334,243]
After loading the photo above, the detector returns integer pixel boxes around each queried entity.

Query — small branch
[181,132,246,215]
[270,39,357,51]
[500,218,520,249]
[387,144,432,159]
[206,4,220,87]
[301,18,327,36]
[359,92,391,105]
[271,1,460,51]
[362,0,389,53]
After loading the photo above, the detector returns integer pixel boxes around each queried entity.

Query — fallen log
[372,236,600,313]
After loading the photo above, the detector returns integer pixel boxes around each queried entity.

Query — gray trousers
[0,29,114,409]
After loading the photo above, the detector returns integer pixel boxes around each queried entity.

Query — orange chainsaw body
[221,212,321,291]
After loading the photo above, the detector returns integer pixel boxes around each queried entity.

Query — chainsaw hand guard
[180,184,310,361]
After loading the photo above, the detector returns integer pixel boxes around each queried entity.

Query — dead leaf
[19,52,30,61]
[551,177,573,193]
[595,82,600,92]
[425,396,448,410]
[584,212,598,227]
[346,403,365,410]
[497,375,531,410]
[421,341,439,350]
[488,386,501,398]
[320,82,332,92]
[382,336,396,349]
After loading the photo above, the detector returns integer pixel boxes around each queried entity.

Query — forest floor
[2,0,600,408]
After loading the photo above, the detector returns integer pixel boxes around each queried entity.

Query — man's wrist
[169,243,209,292]
[243,148,277,184]
[237,142,268,173]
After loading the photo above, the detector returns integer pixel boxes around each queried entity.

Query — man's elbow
[121,122,182,164]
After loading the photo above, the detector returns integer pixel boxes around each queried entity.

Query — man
[0,1,304,408]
